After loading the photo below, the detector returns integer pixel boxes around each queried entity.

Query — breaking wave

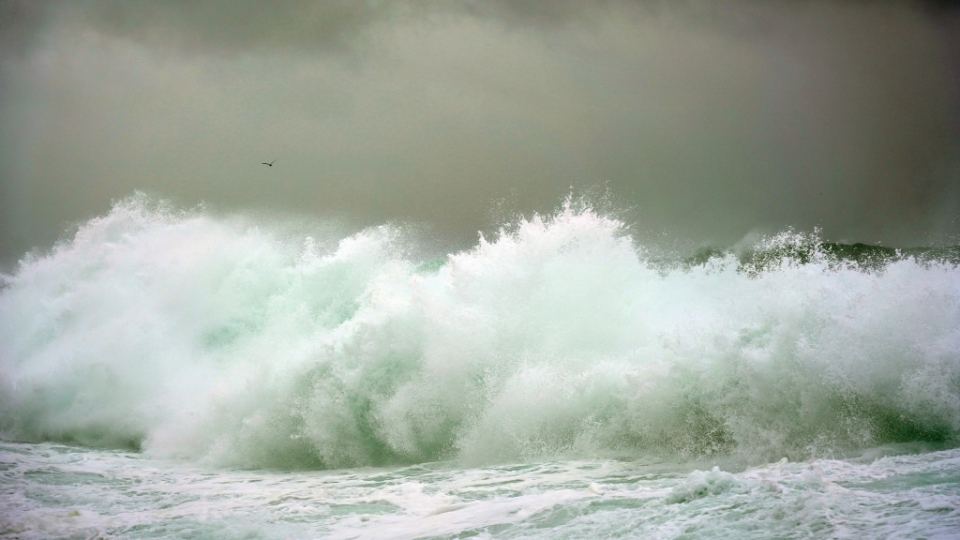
[1,194,958,469]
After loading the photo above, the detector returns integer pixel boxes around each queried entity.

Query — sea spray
[1,195,958,469]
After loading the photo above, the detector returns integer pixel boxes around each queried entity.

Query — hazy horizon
[2,0,959,268]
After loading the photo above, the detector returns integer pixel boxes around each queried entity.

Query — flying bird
[262,160,276,167]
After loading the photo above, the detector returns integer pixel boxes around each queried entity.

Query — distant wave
[677,231,960,274]
[1,194,958,469]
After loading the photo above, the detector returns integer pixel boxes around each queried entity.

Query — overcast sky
[1,0,959,266]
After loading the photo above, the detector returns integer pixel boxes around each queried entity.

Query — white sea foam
[1,194,958,469]
[2,442,958,539]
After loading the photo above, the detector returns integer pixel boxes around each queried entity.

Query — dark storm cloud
[0,0,54,58]
[79,0,415,55]
[62,1,960,52]
[76,0,613,56]
[44,0,620,53]
[1,0,958,268]
[9,0,960,54]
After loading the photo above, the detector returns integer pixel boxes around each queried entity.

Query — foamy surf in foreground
[1,441,958,539]
[0,194,958,538]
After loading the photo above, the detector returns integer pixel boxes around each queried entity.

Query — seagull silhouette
[262,159,276,167]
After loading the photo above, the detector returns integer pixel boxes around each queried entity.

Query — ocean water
[1,194,959,538]
[2,441,959,539]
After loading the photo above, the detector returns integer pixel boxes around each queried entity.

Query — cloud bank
[1,0,958,266]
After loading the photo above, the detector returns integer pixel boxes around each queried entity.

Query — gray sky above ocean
[1,0,958,267]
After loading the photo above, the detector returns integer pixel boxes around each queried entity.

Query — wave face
[1,195,959,469]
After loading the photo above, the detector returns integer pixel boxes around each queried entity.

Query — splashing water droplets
[1,195,958,469]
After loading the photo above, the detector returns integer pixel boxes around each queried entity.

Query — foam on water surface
[1,442,959,539]
[1,194,959,470]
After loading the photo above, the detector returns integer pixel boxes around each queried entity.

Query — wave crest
[1,196,958,468]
